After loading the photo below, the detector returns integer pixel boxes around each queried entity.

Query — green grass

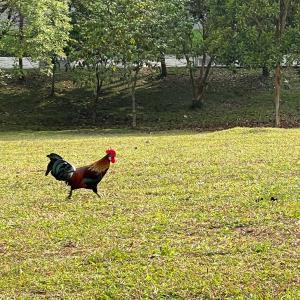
[0,68,299,131]
[0,128,299,299]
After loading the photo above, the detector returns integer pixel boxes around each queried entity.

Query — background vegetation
[1,0,300,130]
[1,67,300,131]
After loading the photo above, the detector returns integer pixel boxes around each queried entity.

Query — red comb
[106,149,116,156]
[106,149,116,163]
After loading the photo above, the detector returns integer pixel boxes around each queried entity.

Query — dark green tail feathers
[46,153,76,181]
[47,153,63,160]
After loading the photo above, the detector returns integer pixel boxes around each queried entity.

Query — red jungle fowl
[45,149,116,199]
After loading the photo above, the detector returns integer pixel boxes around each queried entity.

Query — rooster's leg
[67,188,73,199]
[92,187,101,198]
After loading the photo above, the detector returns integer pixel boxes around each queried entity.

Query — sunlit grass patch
[0,128,299,298]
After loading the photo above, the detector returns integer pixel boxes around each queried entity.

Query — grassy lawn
[0,128,299,299]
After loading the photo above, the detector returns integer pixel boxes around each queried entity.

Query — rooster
[45,149,116,199]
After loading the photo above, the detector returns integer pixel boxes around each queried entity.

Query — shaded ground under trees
[0,68,299,131]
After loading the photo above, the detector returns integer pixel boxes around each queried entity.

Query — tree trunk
[273,0,289,127]
[199,53,206,79]
[131,88,137,128]
[185,55,196,102]
[92,66,102,125]
[18,13,24,81]
[194,57,213,107]
[274,64,281,127]
[18,57,23,74]
[50,58,56,97]
[131,69,139,128]
[160,54,167,78]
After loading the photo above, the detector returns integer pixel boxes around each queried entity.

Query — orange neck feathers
[89,156,110,173]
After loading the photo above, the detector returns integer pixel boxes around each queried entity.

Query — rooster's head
[106,149,117,163]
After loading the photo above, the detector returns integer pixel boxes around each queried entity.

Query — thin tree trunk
[199,53,206,79]
[273,0,289,127]
[195,57,213,105]
[131,68,139,128]
[18,13,24,81]
[92,66,103,125]
[192,25,211,107]
[131,88,136,128]
[160,53,167,78]
[18,57,23,73]
[185,55,196,102]
[274,64,281,127]
[50,58,56,97]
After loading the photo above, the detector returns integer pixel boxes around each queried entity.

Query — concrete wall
[0,57,39,69]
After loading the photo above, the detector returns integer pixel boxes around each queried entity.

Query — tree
[70,0,122,124]
[72,0,185,128]
[0,1,15,41]
[188,0,213,107]
[0,0,71,82]
[119,1,155,127]
[0,1,24,78]
[153,0,188,79]
[118,0,171,128]
[234,0,300,126]
[170,0,237,107]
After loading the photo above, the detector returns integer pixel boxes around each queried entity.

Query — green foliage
[0,0,71,67]
[1,0,300,127]
[233,0,300,68]
[0,69,8,85]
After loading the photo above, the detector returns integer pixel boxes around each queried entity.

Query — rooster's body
[45,149,116,198]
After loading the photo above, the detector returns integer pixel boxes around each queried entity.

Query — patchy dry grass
[0,128,299,299]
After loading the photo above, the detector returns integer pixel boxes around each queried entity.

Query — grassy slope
[0,68,299,131]
[0,128,299,299]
